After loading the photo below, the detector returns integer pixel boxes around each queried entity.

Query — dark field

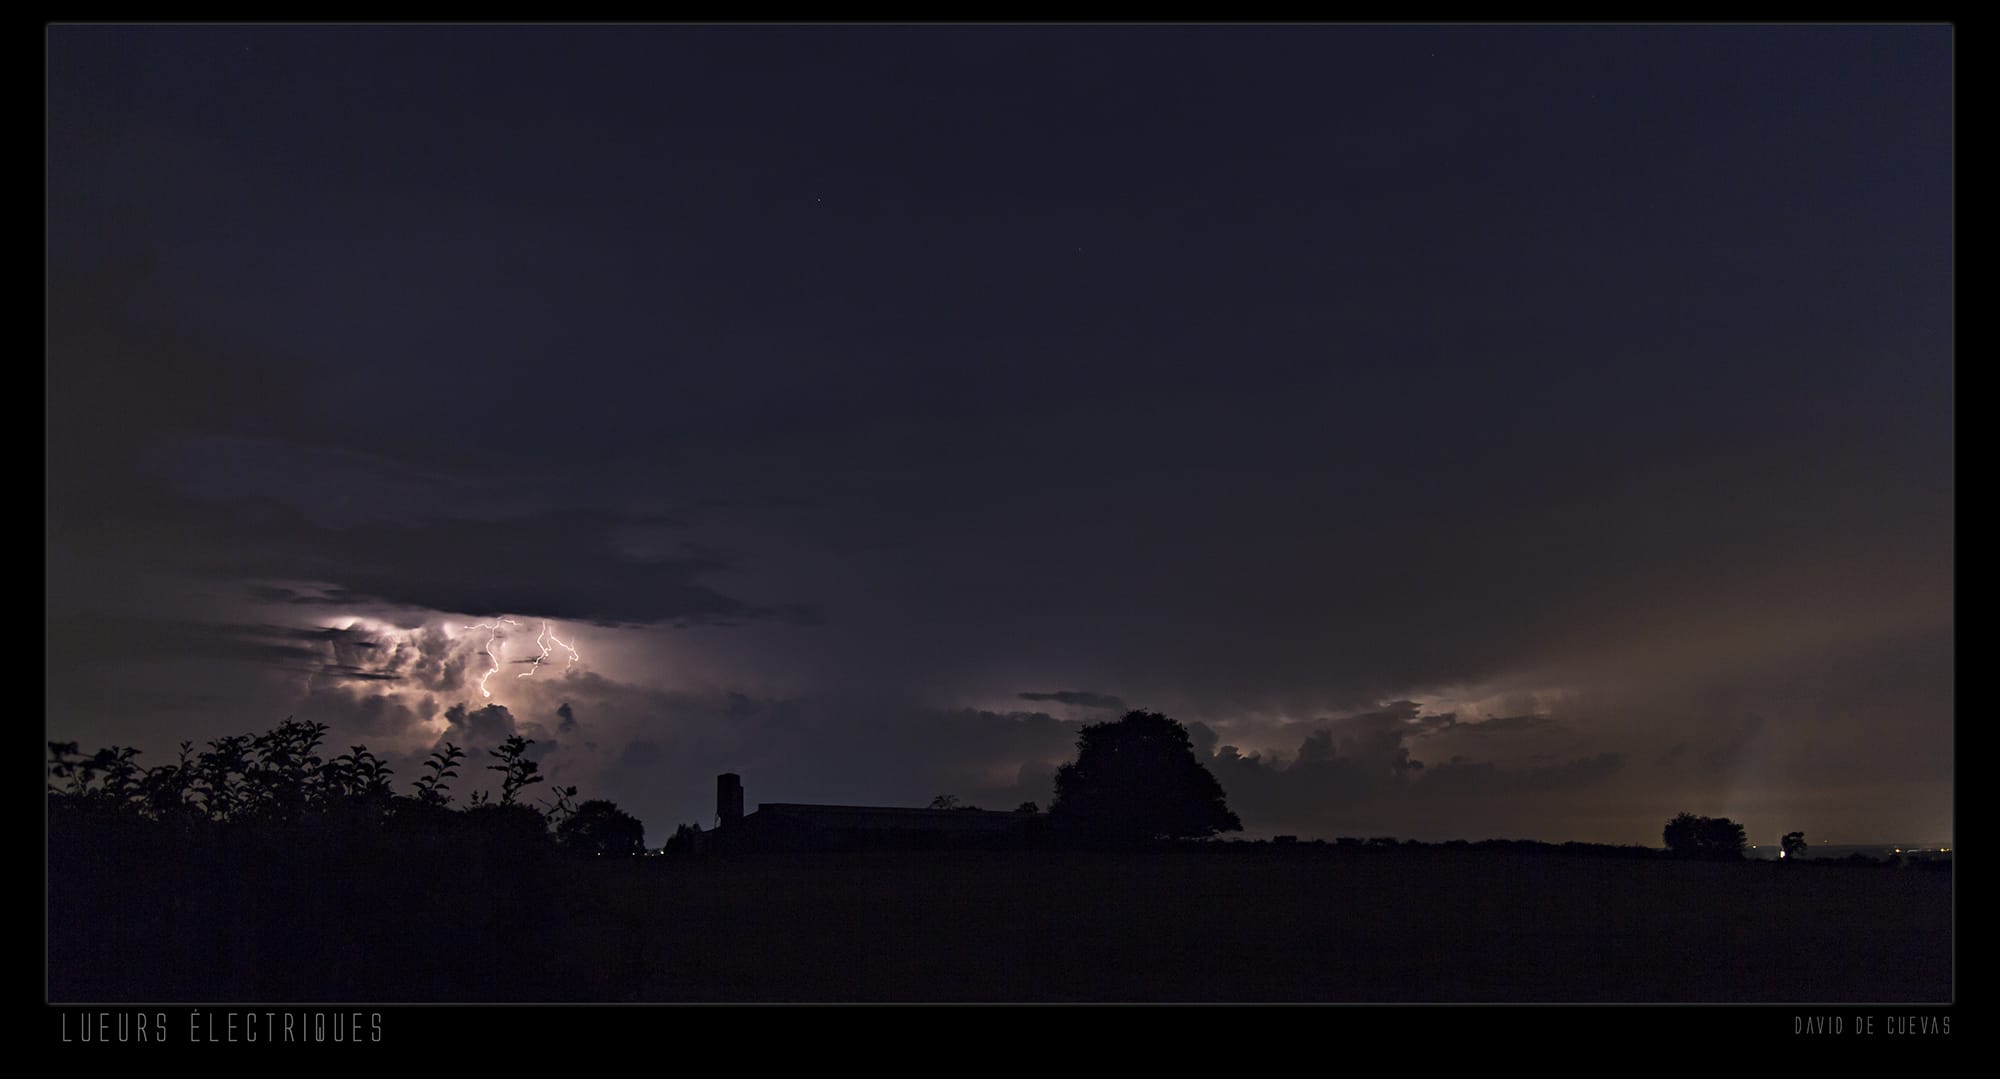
[51,843,1951,1002]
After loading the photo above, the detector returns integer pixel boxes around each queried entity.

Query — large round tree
[1049,710,1242,844]
[1662,812,1747,859]
[556,799,646,857]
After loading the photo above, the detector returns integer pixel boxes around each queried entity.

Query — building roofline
[753,802,1037,818]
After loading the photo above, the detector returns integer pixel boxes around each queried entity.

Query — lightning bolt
[458,618,582,698]
[517,620,581,679]
[468,617,519,699]
[550,626,580,671]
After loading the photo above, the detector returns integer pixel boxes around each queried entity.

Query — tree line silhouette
[48,709,1933,1001]
[47,717,647,1000]
[47,717,647,853]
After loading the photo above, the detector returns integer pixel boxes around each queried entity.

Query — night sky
[46,26,1952,846]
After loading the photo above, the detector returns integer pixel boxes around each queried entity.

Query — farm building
[705,773,1045,852]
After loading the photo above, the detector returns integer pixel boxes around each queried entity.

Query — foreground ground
[50,843,1950,1002]
[558,848,1952,1002]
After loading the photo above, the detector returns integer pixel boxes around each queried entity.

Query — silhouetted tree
[245,717,329,822]
[1015,801,1039,813]
[1663,812,1747,859]
[540,784,581,826]
[47,741,144,805]
[928,794,960,810]
[1049,709,1242,844]
[138,741,198,821]
[556,799,645,857]
[1782,831,1808,860]
[486,735,543,807]
[412,743,466,806]
[323,744,396,813]
[192,734,252,821]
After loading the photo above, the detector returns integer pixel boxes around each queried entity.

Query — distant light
[1778,850,1786,859]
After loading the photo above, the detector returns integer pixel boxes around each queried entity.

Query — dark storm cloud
[1202,707,1630,840]
[44,613,506,736]
[300,506,812,628]
[46,613,402,684]
[295,687,428,740]
[1446,714,1560,736]
[253,623,391,681]
[440,702,516,749]
[65,483,815,629]
[1017,690,1126,710]
[247,584,375,607]
[245,621,455,688]
[512,722,564,763]
[556,702,579,733]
